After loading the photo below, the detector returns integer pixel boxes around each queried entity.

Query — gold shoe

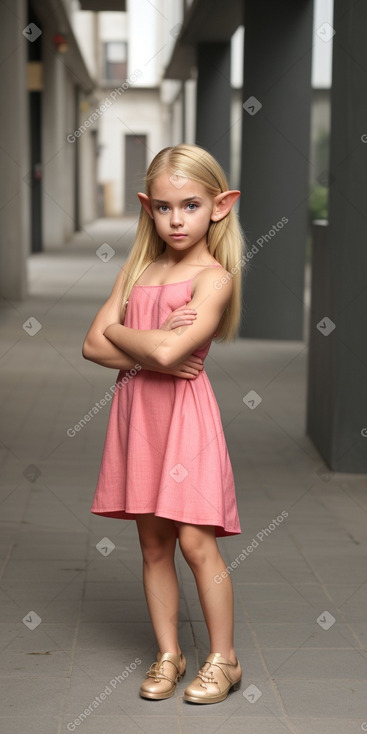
[183,652,242,704]
[139,650,186,700]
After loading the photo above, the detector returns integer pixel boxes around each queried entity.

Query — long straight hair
[120,144,246,341]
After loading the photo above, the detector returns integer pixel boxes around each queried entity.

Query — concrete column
[239,0,313,339]
[0,0,30,300]
[195,42,231,176]
[307,0,367,473]
[42,28,69,248]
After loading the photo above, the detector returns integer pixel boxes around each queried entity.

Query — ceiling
[79,0,126,10]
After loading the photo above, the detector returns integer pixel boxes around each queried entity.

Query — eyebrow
[151,196,204,204]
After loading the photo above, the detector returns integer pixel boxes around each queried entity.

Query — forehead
[150,170,209,200]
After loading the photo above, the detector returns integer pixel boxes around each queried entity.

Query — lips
[170,234,187,238]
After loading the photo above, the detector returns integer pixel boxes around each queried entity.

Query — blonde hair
[120,143,246,341]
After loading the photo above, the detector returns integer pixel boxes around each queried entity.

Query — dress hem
[90,508,241,538]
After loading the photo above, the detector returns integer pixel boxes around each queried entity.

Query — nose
[170,207,183,227]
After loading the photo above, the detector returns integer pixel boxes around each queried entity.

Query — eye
[157,205,170,213]
[186,202,198,211]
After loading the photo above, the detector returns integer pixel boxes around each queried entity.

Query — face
[148,170,215,252]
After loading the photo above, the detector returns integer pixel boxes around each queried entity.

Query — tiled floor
[1,219,366,734]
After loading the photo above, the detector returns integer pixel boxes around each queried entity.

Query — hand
[158,304,202,378]
[160,304,197,332]
[157,354,204,379]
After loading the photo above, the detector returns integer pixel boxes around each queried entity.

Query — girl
[83,143,245,704]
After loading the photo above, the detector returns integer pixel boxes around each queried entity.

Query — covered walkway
[0,220,366,733]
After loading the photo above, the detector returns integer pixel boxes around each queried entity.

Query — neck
[158,241,210,267]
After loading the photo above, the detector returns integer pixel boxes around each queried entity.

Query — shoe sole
[183,678,241,704]
[139,689,176,700]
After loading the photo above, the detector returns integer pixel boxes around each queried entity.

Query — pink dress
[91,265,241,537]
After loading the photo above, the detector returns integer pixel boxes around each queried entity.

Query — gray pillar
[195,43,231,176]
[239,0,313,339]
[306,1,367,473]
[42,27,68,248]
[0,0,30,300]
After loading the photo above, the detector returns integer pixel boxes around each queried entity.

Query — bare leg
[176,523,237,663]
[136,514,180,655]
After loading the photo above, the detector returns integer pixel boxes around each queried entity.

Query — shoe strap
[197,667,218,686]
[146,667,177,685]
[158,652,182,672]
[145,653,181,684]
[201,657,235,684]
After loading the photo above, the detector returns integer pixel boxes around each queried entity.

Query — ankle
[158,646,182,657]
[210,648,237,665]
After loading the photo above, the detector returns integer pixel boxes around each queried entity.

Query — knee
[178,535,210,569]
[140,537,173,565]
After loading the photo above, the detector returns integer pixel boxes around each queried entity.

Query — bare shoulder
[191,264,232,293]
[190,265,233,310]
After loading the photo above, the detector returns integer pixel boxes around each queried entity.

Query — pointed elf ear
[137,192,154,219]
[211,190,241,222]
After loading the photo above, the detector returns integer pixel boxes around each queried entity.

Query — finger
[170,319,196,329]
[175,370,195,379]
[176,303,197,310]
[185,359,203,368]
[181,366,199,376]
[171,314,197,322]
[173,306,197,315]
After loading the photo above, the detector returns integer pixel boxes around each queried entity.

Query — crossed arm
[103,269,232,369]
[82,265,232,373]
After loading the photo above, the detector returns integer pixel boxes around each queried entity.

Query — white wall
[99,11,127,40]
[97,89,165,215]
[312,0,334,88]
[171,96,183,146]
[93,4,181,216]
[184,79,196,144]
[127,0,160,86]
[231,25,244,89]
[231,90,242,190]
[92,1,192,216]
[70,10,98,81]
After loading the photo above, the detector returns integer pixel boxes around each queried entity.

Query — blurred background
[1,0,332,246]
[1,0,366,472]
[1,3,367,731]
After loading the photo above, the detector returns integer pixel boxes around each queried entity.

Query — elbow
[82,338,93,361]
[155,345,178,369]
[153,348,168,368]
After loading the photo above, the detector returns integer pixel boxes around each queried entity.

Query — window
[102,41,127,83]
